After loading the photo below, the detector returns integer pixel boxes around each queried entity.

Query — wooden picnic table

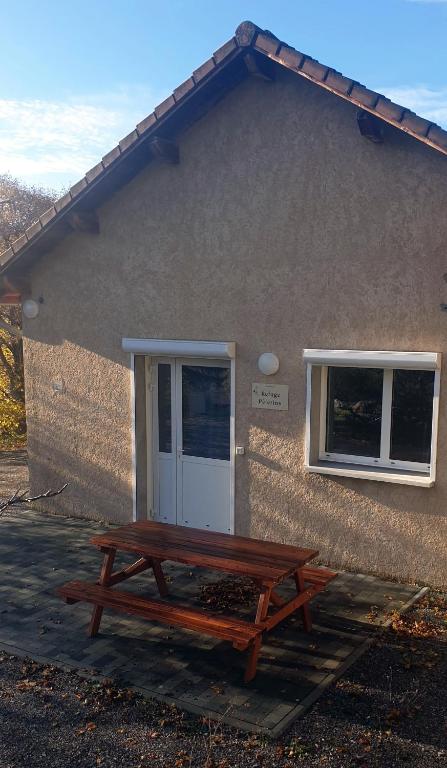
[58,521,336,682]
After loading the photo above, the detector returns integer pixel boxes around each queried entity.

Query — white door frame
[148,356,235,533]
[125,339,235,532]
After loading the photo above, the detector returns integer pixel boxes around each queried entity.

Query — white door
[151,357,232,533]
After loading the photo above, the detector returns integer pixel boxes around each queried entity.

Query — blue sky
[1,0,446,192]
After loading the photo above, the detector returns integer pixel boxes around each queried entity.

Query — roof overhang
[2,19,447,300]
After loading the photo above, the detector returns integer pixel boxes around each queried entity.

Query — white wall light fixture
[22,299,39,319]
[258,352,279,376]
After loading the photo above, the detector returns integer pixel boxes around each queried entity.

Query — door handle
[177,448,184,456]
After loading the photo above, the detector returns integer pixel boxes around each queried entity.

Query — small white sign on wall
[252,383,289,411]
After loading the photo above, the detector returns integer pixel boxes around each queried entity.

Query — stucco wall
[23,68,447,585]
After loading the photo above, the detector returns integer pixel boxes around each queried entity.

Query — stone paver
[0,450,28,499]
[0,510,423,735]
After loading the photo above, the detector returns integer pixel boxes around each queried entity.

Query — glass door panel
[181,365,230,461]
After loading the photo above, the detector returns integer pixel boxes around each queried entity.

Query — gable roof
[2,19,447,289]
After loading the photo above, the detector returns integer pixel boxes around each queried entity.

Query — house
[1,21,447,586]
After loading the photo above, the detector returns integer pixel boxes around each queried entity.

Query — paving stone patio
[0,510,424,735]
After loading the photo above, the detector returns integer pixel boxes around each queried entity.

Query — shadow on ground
[0,510,422,735]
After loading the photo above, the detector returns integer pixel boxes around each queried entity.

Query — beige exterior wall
[23,69,447,586]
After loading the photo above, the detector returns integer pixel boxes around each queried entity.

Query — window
[304,350,440,486]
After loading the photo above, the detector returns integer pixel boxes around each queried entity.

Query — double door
[151,358,232,533]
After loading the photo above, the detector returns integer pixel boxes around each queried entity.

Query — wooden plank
[107,557,153,587]
[244,635,262,683]
[255,585,272,624]
[262,584,320,631]
[88,548,116,637]
[91,521,318,582]
[58,580,261,646]
[302,566,337,586]
[295,569,312,632]
[152,558,168,597]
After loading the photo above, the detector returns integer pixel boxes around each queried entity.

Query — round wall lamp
[258,352,279,376]
[22,299,40,319]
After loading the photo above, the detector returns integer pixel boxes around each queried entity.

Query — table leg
[255,585,272,624]
[244,635,262,683]
[89,548,116,637]
[294,569,312,632]
[152,558,168,597]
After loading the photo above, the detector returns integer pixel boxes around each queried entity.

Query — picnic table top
[90,521,318,584]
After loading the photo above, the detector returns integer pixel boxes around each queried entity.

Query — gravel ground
[1,591,446,768]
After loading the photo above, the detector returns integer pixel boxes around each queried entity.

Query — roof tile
[54,192,72,213]
[70,178,88,198]
[11,234,28,254]
[154,95,176,119]
[213,38,237,64]
[427,124,447,150]
[136,112,157,136]
[0,247,13,266]
[300,57,329,81]
[324,69,355,95]
[193,57,215,84]
[374,97,405,123]
[25,220,43,240]
[350,84,380,108]
[401,111,432,137]
[102,146,121,167]
[255,32,279,57]
[174,77,195,102]
[235,20,260,47]
[276,44,304,70]
[3,20,447,272]
[119,130,139,152]
[85,162,105,184]
[39,206,57,227]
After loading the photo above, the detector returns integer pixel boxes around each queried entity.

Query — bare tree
[0,174,56,446]
[0,172,55,252]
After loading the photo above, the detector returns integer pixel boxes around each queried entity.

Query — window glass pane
[390,370,434,463]
[326,367,383,457]
[182,365,230,460]
[158,364,172,453]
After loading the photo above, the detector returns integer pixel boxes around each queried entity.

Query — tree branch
[0,483,68,515]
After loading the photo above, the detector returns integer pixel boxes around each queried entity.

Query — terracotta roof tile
[193,58,216,84]
[0,247,13,266]
[300,56,330,81]
[374,97,405,123]
[154,95,176,119]
[324,69,355,95]
[254,31,279,57]
[400,111,432,137]
[25,220,42,240]
[136,112,157,136]
[85,161,105,184]
[235,20,259,47]
[39,206,57,227]
[70,178,88,198]
[11,234,28,253]
[350,84,380,109]
[102,146,121,167]
[119,130,139,152]
[54,192,72,213]
[173,77,195,102]
[213,38,238,64]
[3,19,447,270]
[276,44,304,70]
[427,124,447,150]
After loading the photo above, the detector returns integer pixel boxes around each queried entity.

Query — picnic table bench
[58,521,336,682]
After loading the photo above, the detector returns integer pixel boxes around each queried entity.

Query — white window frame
[304,349,441,487]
